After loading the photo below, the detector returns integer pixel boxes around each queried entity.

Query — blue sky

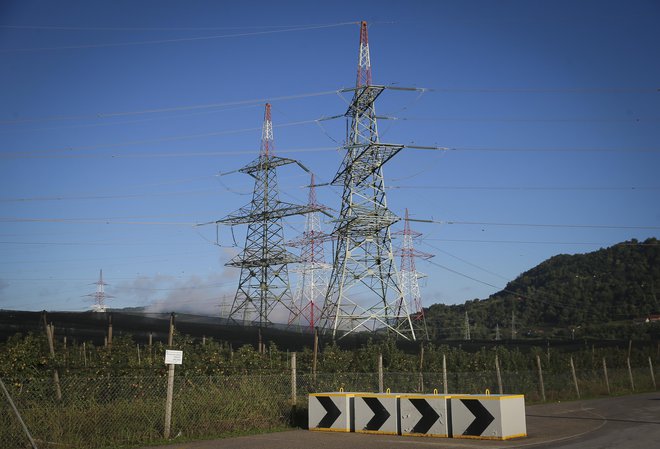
[1,0,658,315]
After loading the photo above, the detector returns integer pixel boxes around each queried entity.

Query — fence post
[570,356,580,399]
[0,377,38,449]
[378,353,384,393]
[627,357,635,392]
[649,357,657,390]
[495,354,503,394]
[418,343,425,393]
[46,323,62,401]
[442,354,448,394]
[164,363,175,439]
[536,355,546,402]
[602,358,611,395]
[291,352,297,404]
[168,313,175,347]
[312,328,318,383]
[137,344,141,366]
[107,313,113,348]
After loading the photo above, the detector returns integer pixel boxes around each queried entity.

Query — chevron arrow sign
[450,395,527,440]
[400,394,449,437]
[354,393,399,435]
[308,393,354,432]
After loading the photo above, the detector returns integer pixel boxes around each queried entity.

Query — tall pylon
[320,21,416,340]
[394,209,433,339]
[216,104,324,327]
[287,174,331,331]
[87,269,112,312]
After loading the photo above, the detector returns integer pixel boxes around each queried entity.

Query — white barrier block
[353,393,399,435]
[450,394,526,440]
[399,394,450,437]
[309,392,355,432]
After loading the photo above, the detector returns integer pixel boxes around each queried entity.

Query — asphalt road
[143,392,660,449]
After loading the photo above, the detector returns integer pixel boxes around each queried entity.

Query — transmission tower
[287,174,331,331]
[216,104,324,327]
[495,323,501,340]
[394,208,433,339]
[464,310,471,340]
[320,21,416,340]
[87,269,112,312]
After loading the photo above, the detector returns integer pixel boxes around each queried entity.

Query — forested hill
[425,238,660,340]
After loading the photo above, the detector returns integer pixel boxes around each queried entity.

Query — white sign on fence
[164,350,183,365]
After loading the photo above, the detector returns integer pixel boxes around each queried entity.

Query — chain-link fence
[2,364,658,449]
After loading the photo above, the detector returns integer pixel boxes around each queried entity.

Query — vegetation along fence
[1,331,658,448]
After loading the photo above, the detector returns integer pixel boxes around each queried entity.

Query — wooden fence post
[495,354,503,394]
[168,313,175,347]
[442,354,448,394]
[312,328,319,383]
[536,355,546,402]
[291,352,297,405]
[602,358,611,395]
[570,356,580,399]
[378,353,384,393]
[627,357,635,392]
[418,344,425,393]
[45,323,62,401]
[107,313,113,348]
[0,377,38,449]
[649,357,657,390]
[164,363,175,439]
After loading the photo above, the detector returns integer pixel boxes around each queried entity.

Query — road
[143,392,660,449]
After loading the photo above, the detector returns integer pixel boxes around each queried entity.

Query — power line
[389,185,660,192]
[398,116,660,123]
[0,120,320,157]
[0,21,357,53]
[412,218,660,230]
[423,238,660,246]
[0,89,338,125]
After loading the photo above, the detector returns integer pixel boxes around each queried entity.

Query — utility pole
[215,104,327,327]
[320,21,417,340]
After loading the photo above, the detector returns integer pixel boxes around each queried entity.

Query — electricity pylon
[320,21,416,340]
[287,174,331,331]
[394,209,433,340]
[216,104,325,327]
[87,269,112,312]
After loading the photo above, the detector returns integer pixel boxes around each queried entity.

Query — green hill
[425,238,660,340]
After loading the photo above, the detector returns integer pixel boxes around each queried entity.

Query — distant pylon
[394,209,433,339]
[86,269,112,312]
[216,104,325,327]
[320,21,416,340]
[511,310,517,339]
[495,323,501,340]
[464,310,471,340]
[288,174,331,331]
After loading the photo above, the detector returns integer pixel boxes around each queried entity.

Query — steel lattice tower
[217,104,322,327]
[287,174,331,330]
[87,269,112,312]
[394,209,433,339]
[320,21,416,340]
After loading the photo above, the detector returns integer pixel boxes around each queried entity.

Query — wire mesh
[1,365,657,449]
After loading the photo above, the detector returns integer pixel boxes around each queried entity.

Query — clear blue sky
[1,0,658,315]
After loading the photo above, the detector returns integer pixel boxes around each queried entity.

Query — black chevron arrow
[461,399,495,436]
[363,397,391,430]
[410,398,440,434]
[316,396,341,428]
